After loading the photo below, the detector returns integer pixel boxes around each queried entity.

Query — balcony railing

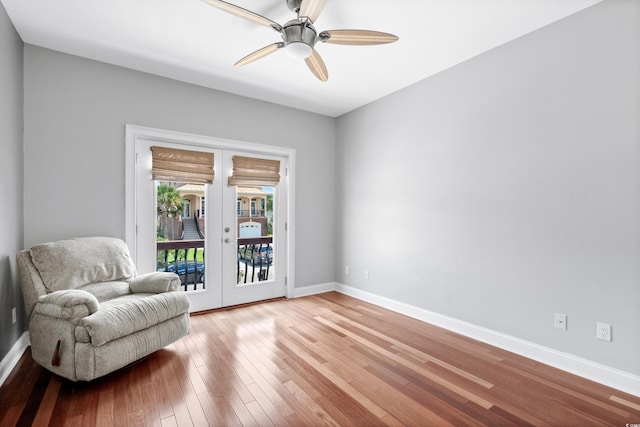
[157,239,205,291]
[237,209,265,218]
[237,236,273,283]
[156,236,273,290]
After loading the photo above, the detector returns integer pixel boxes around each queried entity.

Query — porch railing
[237,236,273,284]
[237,209,266,218]
[157,236,273,290]
[157,239,205,291]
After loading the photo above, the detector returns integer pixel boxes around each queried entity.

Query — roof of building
[176,183,204,195]
[176,184,268,197]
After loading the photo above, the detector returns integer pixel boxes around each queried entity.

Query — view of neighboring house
[175,183,272,238]
[157,183,275,288]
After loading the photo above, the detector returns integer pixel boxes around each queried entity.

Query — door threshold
[189,296,288,316]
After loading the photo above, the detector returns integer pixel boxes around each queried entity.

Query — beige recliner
[17,236,190,381]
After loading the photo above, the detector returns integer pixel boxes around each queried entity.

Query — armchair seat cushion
[77,292,190,346]
[78,281,131,302]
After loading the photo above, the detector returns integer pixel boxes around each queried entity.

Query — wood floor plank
[140,379,162,426]
[0,351,46,426]
[31,376,62,426]
[611,394,640,412]
[245,382,293,427]
[218,341,298,420]
[159,415,178,427]
[95,386,115,427]
[315,315,496,409]
[194,390,236,426]
[149,351,176,420]
[275,332,391,422]
[47,377,75,427]
[329,309,495,389]
[170,364,209,426]
[281,379,343,427]
[274,353,383,427]
[125,363,146,426]
[2,292,640,426]
[111,369,133,426]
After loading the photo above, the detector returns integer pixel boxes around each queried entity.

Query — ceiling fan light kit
[282,19,317,58]
[202,0,398,81]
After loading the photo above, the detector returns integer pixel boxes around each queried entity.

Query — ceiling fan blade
[234,43,284,67]
[201,0,281,31]
[298,0,327,23]
[319,30,399,45]
[304,49,328,82]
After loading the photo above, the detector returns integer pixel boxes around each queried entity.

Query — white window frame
[124,124,296,297]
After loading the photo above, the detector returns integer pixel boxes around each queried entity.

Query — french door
[219,150,287,308]
[131,133,289,312]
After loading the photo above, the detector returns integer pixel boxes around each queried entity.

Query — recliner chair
[17,236,190,381]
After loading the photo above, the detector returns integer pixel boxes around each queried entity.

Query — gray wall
[336,0,640,374]
[23,45,336,289]
[0,1,25,361]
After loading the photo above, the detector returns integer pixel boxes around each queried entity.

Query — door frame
[124,124,296,301]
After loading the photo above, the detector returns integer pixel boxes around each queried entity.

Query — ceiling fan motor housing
[281,19,317,57]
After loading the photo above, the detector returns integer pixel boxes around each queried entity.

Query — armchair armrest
[34,289,99,322]
[129,272,181,293]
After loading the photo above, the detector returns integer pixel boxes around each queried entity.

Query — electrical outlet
[345,265,350,275]
[12,307,16,324]
[596,322,611,342]
[554,313,567,330]
[364,270,369,280]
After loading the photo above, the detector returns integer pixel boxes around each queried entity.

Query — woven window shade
[228,156,281,187]
[151,146,214,184]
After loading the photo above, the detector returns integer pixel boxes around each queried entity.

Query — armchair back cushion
[30,237,136,293]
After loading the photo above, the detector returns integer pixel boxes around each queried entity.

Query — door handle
[224,238,236,244]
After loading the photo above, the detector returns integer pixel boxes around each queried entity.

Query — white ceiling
[2,0,602,117]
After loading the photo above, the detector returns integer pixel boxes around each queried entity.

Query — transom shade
[151,146,214,184]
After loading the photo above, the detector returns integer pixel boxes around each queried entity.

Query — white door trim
[124,124,296,299]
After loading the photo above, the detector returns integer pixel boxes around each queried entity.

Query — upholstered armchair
[17,236,190,381]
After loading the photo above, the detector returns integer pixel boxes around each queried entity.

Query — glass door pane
[155,181,206,292]
[236,185,275,285]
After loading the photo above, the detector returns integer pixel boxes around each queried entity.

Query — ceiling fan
[201,0,399,82]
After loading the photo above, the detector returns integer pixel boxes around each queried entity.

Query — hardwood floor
[2,292,639,426]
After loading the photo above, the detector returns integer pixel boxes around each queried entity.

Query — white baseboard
[0,332,30,387]
[291,282,337,298]
[334,283,640,398]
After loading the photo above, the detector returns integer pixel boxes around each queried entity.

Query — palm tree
[266,193,274,235]
[157,184,184,240]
